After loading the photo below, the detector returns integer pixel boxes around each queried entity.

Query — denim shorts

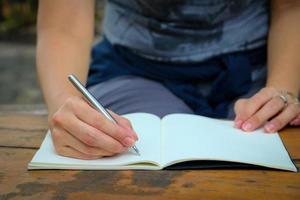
[87,37,267,119]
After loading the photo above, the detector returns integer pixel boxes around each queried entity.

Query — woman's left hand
[234,87,300,133]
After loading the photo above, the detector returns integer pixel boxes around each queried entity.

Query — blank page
[161,114,297,172]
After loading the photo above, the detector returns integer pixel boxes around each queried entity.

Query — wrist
[46,92,82,120]
[266,80,299,97]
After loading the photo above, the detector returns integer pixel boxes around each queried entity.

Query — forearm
[267,1,300,95]
[37,34,92,116]
[36,0,94,117]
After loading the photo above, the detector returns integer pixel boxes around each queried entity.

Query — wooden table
[0,105,299,200]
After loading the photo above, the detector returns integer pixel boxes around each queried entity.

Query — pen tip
[132,146,140,156]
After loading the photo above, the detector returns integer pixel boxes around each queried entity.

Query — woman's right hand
[49,96,138,160]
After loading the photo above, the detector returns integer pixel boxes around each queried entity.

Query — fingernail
[242,122,252,131]
[291,119,300,126]
[131,131,139,141]
[123,137,135,147]
[235,119,243,128]
[265,123,275,133]
[124,128,138,140]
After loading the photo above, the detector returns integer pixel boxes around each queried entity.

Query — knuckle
[273,118,283,129]
[243,106,253,117]
[52,112,63,126]
[115,126,128,139]
[96,114,107,125]
[82,132,97,146]
[92,115,105,128]
[258,88,267,96]
[89,116,99,127]
[253,94,264,105]
[54,146,64,155]
[262,87,275,95]
[260,87,269,93]
[236,98,247,106]
[289,104,300,116]
[109,125,122,137]
[234,99,247,112]
[51,128,62,141]
[270,99,282,110]
[268,87,277,93]
[110,143,123,153]
[64,96,78,109]
[122,118,131,126]
[250,115,262,125]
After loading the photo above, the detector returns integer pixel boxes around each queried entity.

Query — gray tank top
[103,0,269,63]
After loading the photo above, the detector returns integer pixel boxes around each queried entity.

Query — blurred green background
[0,0,104,105]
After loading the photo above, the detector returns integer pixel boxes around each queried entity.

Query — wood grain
[0,105,299,200]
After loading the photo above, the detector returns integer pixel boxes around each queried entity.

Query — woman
[37,0,300,159]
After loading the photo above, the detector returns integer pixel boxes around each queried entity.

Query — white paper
[161,114,297,172]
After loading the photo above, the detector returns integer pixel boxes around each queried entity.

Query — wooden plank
[0,114,48,148]
[0,148,299,200]
[0,104,47,115]
[280,127,300,160]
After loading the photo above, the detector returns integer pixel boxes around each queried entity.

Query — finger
[52,112,128,153]
[264,103,300,132]
[241,96,285,131]
[55,127,116,157]
[235,88,276,125]
[234,98,247,128]
[70,97,137,144]
[69,115,128,152]
[290,111,300,126]
[51,127,64,147]
[51,128,99,159]
[108,110,138,140]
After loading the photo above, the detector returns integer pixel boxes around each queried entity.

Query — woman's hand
[234,87,300,133]
[49,96,138,160]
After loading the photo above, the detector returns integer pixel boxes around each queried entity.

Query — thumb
[108,110,138,140]
[234,98,248,128]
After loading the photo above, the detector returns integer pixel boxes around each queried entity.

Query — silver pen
[68,74,140,155]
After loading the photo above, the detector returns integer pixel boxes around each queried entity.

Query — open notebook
[28,113,297,172]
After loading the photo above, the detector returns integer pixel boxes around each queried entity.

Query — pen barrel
[68,75,117,124]
[68,74,139,155]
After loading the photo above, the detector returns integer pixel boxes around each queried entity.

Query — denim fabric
[87,37,267,118]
